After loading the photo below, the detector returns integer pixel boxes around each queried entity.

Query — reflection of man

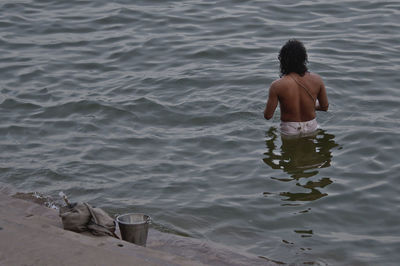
[264,39,329,136]
[263,127,338,201]
[263,127,337,179]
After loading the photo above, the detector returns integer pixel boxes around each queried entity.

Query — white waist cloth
[280,118,318,136]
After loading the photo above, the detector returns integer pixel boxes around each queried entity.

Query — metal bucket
[116,213,151,246]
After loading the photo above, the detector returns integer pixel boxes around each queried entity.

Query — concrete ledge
[0,188,272,266]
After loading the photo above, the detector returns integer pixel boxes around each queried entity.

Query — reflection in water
[263,127,339,202]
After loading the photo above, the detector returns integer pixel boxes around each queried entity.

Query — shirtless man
[264,39,329,135]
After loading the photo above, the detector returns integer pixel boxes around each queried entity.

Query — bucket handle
[145,215,152,224]
[114,213,152,224]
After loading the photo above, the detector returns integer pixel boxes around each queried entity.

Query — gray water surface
[1,0,400,264]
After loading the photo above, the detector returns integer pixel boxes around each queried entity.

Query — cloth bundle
[59,202,117,238]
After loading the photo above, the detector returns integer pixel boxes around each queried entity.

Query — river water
[1,0,399,264]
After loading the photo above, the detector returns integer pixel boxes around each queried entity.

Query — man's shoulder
[271,76,290,88]
[306,72,323,83]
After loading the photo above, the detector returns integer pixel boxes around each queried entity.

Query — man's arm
[315,79,329,111]
[264,83,279,120]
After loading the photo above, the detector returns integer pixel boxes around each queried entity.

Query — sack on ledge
[59,202,117,238]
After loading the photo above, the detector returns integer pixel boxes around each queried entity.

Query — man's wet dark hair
[278,39,308,77]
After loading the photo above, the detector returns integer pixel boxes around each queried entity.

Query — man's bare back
[264,39,329,135]
[264,72,329,122]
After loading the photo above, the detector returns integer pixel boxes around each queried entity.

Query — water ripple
[1,0,400,264]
